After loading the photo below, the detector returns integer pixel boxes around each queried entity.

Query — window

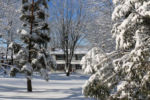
[56,55,64,60]
[75,54,84,60]
[76,64,82,69]
[57,64,65,70]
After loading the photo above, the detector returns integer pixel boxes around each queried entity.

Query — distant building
[50,48,88,71]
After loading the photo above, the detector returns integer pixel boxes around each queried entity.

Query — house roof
[56,60,81,64]
[50,48,88,55]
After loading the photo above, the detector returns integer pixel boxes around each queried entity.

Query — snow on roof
[56,60,81,64]
[50,48,88,55]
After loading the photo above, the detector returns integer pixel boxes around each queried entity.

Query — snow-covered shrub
[81,47,105,74]
[82,73,109,100]
[81,0,150,99]
[81,47,115,99]
[9,65,20,77]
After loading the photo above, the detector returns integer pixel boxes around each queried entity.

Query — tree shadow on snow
[0,87,94,100]
[0,85,26,92]
[0,73,93,100]
[49,73,90,81]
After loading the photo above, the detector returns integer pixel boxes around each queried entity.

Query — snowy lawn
[0,72,94,100]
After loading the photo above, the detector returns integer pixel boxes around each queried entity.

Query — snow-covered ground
[0,72,94,100]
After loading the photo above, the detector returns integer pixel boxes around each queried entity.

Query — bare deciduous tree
[50,0,87,76]
[85,0,115,52]
[0,0,21,64]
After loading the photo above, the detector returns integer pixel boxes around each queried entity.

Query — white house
[50,48,88,71]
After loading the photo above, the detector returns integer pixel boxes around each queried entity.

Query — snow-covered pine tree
[10,0,54,92]
[82,0,150,99]
[111,0,150,99]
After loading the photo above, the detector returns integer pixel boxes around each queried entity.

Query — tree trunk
[11,49,13,65]
[27,78,32,92]
[66,71,70,76]
[66,63,71,76]
[6,43,9,64]
[65,63,69,76]
[26,0,34,92]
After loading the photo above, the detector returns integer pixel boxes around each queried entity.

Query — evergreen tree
[10,0,55,92]
[111,0,150,99]
[81,0,150,99]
